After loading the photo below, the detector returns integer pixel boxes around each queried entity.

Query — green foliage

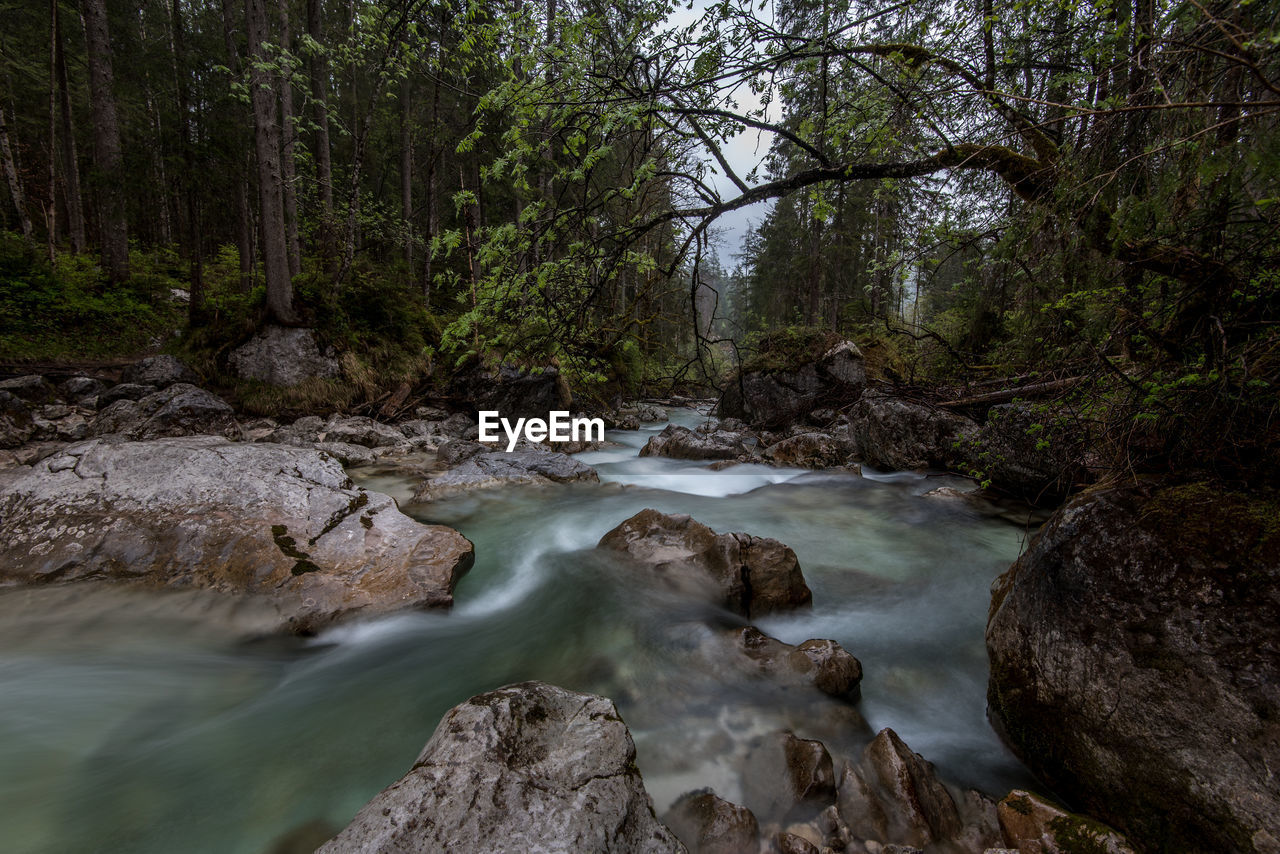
[0,233,183,361]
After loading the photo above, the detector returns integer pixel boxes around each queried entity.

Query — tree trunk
[80,0,129,282]
[54,2,86,254]
[170,0,204,324]
[47,2,59,261]
[278,0,301,277]
[219,0,255,293]
[400,77,413,273]
[246,0,297,324]
[0,105,33,239]
[307,0,333,215]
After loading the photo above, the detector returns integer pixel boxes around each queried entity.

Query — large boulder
[317,682,684,854]
[122,354,197,388]
[90,383,237,439]
[597,509,812,618]
[996,790,1134,854]
[969,403,1089,502]
[228,326,340,387]
[986,483,1280,853]
[847,392,979,471]
[639,424,752,461]
[0,437,474,634]
[456,363,573,420]
[717,339,865,427]
[413,447,598,501]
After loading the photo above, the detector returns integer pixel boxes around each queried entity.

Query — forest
[2,2,1280,852]
[1,0,1275,482]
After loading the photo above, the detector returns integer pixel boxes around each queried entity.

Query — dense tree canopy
[0,0,1276,477]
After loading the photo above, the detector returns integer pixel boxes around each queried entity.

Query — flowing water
[0,408,1039,853]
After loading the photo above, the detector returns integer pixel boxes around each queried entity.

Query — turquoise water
[0,409,1035,853]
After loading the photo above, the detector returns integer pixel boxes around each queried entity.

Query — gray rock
[639,425,752,461]
[414,448,598,501]
[0,374,57,404]
[638,403,668,423]
[437,439,489,466]
[455,363,573,420]
[317,682,683,854]
[0,437,474,634]
[597,509,813,618]
[715,627,862,700]
[987,483,1280,852]
[90,383,236,440]
[315,441,377,467]
[439,411,478,439]
[847,393,978,471]
[60,376,106,401]
[322,415,405,448]
[857,728,962,849]
[741,732,837,825]
[764,432,848,468]
[664,790,759,854]
[0,390,34,449]
[398,419,436,439]
[414,404,450,420]
[717,340,865,427]
[228,326,340,387]
[98,383,159,407]
[122,354,197,388]
[267,415,325,446]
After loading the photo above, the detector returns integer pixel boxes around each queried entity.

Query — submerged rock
[317,682,683,854]
[413,447,598,501]
[639,424,754,461]
[663,790,759,854]
[987,483,1280,852]
[717,626,862,700]
[228,325,340,387]
[717,339,866,427]
[0,437,474,633]
[741,732,837,825]
[597,509,813,617]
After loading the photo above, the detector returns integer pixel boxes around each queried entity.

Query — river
[0,407,1037,853]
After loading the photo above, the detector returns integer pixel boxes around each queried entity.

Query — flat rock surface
[0,437,474,633]
[317,682,684,854]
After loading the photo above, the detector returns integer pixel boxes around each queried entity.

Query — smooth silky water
[0,408,1038,853]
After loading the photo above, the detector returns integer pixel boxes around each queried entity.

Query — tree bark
[278,0,301,278]
[54,2,86,254]
[0,105,33,239]
[307,0,333,215]
[246,0,297,324]
[219,0,255,293]
[80,0,129,282]
[170,0,204,323]
[401,77,413,272]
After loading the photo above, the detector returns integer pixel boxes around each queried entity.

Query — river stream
[0,408,1038,853]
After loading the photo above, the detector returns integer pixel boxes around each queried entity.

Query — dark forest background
[1,0,1277,481]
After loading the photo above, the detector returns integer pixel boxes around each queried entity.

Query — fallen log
[938,376,1083,408]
